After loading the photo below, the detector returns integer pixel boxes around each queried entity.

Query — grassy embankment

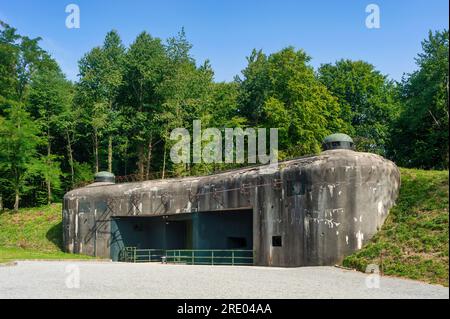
[0,204,93,263]
[343,168,449,286]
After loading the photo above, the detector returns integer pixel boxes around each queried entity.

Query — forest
[0,20,448,210]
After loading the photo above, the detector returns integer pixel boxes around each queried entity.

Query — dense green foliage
[237,48,348,157]
[318,59,400,155]
[0,20,448,210]
[389,31,449,169]
[343,168,449,286]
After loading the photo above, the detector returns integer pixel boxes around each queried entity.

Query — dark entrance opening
[110,214,191,261]
[192,210,253,250]
[110,209,253,261]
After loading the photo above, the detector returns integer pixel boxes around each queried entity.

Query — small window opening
[272,236,282,247]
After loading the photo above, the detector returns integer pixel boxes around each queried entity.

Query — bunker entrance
[110,209,253,262]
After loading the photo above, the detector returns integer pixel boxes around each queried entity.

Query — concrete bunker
[62,134,400,267]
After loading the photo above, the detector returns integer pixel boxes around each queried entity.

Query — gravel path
[0,261,447,299]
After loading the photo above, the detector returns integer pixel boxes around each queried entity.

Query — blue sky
[0,0,448,82]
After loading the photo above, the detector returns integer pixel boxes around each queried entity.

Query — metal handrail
[119,247,254,265]
[119,247,165,263]
[165,249,254,266]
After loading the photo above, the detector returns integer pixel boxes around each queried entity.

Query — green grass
[343,168,449,286]
[0,246,94,262]
[0,203,94,263]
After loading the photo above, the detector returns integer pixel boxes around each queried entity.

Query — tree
[120,31,168,180]
[1,21,55,109]
[54,83,78,188]
[236,49,269,126]
[28,66,68,203]
[0,21,62,208]
[102,31,125,173]
[238,47,348,157]
[78,30,125,173]
[0,103,41,211]
[158,50,215,177]
[318,59,400,155]
[0,21,20,107]
[390,30,449,169]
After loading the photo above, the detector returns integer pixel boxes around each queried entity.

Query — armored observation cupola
[94,171,115,183]
[322,133,354,151]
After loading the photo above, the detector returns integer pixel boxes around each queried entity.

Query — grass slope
[0,204,93,262]
[343,168,449,286]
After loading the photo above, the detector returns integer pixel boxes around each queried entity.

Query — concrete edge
[10,259,112,263]
[334,264,356,271]
[0,261,18,267]
[335,264,449,288]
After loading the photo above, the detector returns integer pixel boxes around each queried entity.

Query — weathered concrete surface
[1,261,447,299]
[63,149,400,266]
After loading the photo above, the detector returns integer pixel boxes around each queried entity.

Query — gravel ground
[0,261,447,299]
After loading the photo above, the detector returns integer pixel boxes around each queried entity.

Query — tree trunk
[137,145,144,181]
[66,130,74,188]
[93,128,99,173]
[137,87,144,181]
[162,142,167,180]
[47,178,52,205]
[46,128,52,205]
[0,194,3,212]
[107,99,114,174]
[145,135,153,180]
[124,139,128,176]
[14,190,19,212]
[108,136,113,173]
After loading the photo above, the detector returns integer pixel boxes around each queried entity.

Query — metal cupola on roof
[94,171,115,183]
[322,133,354,151]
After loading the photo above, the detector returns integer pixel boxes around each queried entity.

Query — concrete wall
[62,149,400,266]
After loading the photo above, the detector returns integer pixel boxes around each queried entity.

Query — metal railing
[119,247,254,265]
[165,249,253,266]
[119,247,165,263]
